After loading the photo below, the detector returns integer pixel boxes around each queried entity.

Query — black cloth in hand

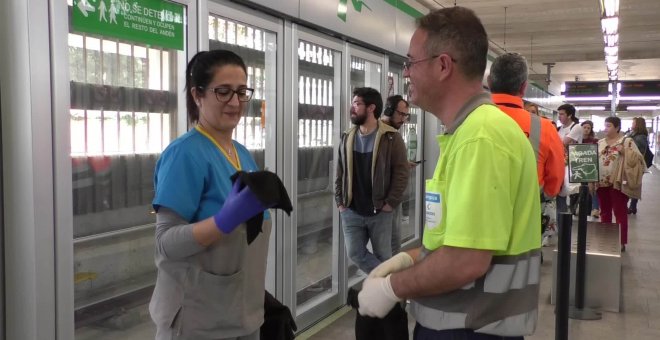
[230,171,293,244]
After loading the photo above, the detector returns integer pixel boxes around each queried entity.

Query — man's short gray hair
[489,53,528,95]
[416,7,489,81]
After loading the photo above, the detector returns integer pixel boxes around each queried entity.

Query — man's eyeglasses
[403,54,457,70]
[403,55,438,70]
[395,110,411,119]
[205,86,254,102]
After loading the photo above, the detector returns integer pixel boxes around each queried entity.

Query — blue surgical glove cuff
[213,180,268,235]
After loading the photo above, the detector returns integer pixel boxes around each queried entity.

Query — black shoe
[621,245,626,252]
[628,208,637,215]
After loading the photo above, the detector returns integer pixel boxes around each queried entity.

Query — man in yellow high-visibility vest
[357,7,542,339]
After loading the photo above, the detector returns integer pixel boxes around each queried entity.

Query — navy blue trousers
[413,324,524,340]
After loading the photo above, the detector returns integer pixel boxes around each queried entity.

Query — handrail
[73,224,154,244]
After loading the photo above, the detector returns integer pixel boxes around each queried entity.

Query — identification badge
[425,192,442,230]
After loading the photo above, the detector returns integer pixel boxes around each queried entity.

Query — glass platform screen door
[289,26,345,329]
[61,0,191,338]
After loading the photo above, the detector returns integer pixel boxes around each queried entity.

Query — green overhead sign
[337,0,423,22]
[72,0,184,51]
[568,144,600,183]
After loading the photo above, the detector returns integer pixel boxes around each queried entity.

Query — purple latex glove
[213,179,269,235]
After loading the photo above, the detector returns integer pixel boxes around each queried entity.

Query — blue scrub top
[153,128,269,223]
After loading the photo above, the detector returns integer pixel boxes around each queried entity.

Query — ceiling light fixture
[618,96,660,101]
[599,0,620,99]
[601,17,619,34]
[561,96,612,101]
[626,106,660,110]
[604,46,618,56]
[604,34,619,47]
[575,106,606,110]
[600,0,620,17]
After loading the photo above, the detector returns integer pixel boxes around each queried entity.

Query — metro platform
[300,166,660,340]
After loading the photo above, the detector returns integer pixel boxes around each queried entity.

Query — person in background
[557,104,582,144]
[150,50,273,340]
[627,117,650,214]
[381,95,410,131]
[597,116,642,252]
[488,52,565,254]
[335,87,410,274]
[524,101,540,116]
[582,120,600,218]
[557,103,582,216]
[488,53,565,198]
[381,94,414,255]
[357,7,541,339]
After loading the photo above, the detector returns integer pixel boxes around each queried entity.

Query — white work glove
[358,274,400,318]
[368,252,414,278]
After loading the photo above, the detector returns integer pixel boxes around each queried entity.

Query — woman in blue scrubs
[150,50,271,340]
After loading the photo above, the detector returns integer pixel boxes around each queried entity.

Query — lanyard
[195,125,242,171]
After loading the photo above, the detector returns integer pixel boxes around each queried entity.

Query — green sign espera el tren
[568,144,599,183]
[73,0,184,51]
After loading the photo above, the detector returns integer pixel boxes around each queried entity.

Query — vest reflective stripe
[411,306,538,337]
[529,113,541,162]
[411,248,541,336]
[528,113,544,194]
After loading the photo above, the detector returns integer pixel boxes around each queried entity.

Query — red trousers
[597,186,629,245]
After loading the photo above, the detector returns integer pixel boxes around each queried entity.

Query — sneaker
[591,209,600,218]
[542,235,552,247]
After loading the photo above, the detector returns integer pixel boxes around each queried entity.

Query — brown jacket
[335,121,409,211]
[612,137,645,199]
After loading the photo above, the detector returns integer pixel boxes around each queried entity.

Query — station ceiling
[417,0,660,117]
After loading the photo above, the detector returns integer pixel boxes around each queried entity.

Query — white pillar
[0,0,57,339]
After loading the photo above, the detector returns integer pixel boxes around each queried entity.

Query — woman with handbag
[597,116,644,252]
[627,117,650,214]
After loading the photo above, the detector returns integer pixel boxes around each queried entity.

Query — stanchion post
[568,184,602,320]
[575,183,589,308]
[555,212,572,340]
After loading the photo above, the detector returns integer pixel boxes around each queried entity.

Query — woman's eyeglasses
[205,86,254,102]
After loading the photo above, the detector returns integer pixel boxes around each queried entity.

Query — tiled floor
[304,167,660,340]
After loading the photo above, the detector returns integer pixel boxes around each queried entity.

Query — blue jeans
[592,192,600,210]
[341,208,393,274]
[413,324,524,340]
